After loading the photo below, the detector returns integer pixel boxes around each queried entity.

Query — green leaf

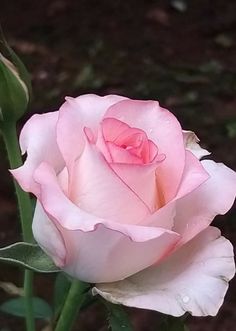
[81,292,97,311]
[226,121,236,138]
[104,302,133,331]
[160,316,189,331]
[0,242,60,273]
[0,297,53,320]
[53,273,71,316]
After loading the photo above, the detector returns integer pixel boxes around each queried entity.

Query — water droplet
[182,295,190,303]
[149,128,153,133]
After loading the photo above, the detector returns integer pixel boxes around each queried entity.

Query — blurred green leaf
[0,297,53,320]
[81,292,97,311]
[160,316,189,331]
[104,302,133,331]
[74,64,104,89]
[214,34,233,49]
[0,242,60,273]
[170,0,187,12]
[53,273,71,316]
[199,60,223,75]
[226,121,236,138]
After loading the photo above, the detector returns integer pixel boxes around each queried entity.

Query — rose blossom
[12,94,236,316]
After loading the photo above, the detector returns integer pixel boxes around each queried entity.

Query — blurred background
[0,0,236,330]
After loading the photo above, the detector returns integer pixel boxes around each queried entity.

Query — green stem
[1,121,35,331]
[55,280,89,331]
[24,270,35,331]
[1,122,33,241]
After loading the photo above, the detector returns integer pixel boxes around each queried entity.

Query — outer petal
[183,130,210,159]
[56,94,127,170]
[104,99,185,202]
[173,160,236,245]
[94,226,235,316]
[62,224,179,283]
[32,201,66,268]
[33,162,180,283]
[11,112,64,195]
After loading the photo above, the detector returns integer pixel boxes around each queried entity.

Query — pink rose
[12,94,236,316]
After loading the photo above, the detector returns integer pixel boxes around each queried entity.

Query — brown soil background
[0,1,236,330]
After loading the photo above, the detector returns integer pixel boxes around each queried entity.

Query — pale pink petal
[56,94,127,170]
[11,112,64,195]
[62,223,179,283]
[104,99,185,202]
[183,130,210,159]
[94,226,235,316]
[107,142,143,164]
[111,151,208,228]
[111,162,162,212]
[102,117,158,163]
[33,162,177,239]
[32,201,66,268]
[174,160,236,245]
[70,140,150,222]
[175,151,209,199]
[144,201,176,230]
[64,94,127,130]
[33,162,179,282]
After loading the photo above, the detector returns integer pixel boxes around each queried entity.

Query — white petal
[173,160,236,245]
[32,201,66,267]
[11,112,64,195]
[94,227,235,317]
[183,130,210,159]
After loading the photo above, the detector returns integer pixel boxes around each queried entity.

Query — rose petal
[183,130,210,159]
[56,94,127,170]
[144,150,209,230]
[174,160,236,245]
[104,99,185,202]
[33,162,177,240]
[175,150,209,199]
[101,117,159,164]
[70,140,150,222]
[94,226,235,316]
[11,112,64,195]
[32,201,66,268]
[62,222,179,283]
[106,142,143,164]
[111,162,162,212]
[33,162,179,282]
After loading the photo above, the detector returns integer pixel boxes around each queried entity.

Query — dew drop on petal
[182,295,190,303]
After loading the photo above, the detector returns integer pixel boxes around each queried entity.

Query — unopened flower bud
[0,30,31,122]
